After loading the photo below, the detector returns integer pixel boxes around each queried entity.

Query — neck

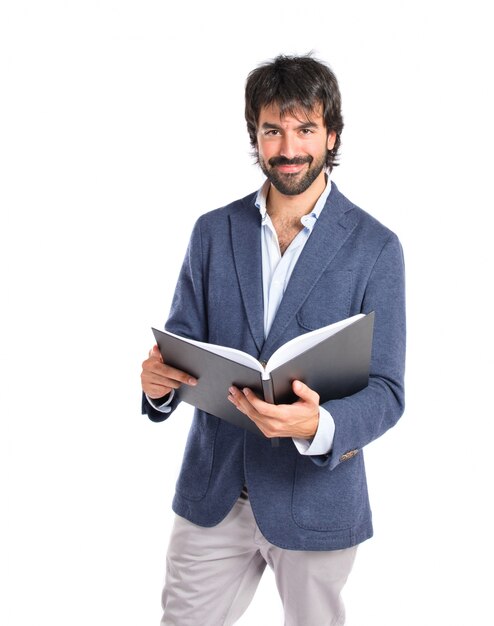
[266,171,327,220]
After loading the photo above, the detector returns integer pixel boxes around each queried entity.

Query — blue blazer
[143,182,406,551]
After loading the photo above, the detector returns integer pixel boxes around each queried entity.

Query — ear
[327,131,337,151]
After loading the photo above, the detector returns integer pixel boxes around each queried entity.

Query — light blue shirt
[149,177,336,456]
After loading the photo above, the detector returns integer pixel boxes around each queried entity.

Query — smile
[274,163,307,174]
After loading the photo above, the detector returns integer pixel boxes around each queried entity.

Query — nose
[279,133,298,159]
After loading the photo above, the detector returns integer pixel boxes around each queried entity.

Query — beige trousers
[161,496,357,626]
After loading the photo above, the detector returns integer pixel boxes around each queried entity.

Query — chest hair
[271,215,304,255]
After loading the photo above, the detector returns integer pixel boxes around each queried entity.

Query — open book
[152,312,374,437]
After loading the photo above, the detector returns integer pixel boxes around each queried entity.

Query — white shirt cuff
[292,406,335,456]
[145,389,175,413]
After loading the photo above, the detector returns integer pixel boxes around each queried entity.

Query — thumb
[292,380,318,404]
[149,344,163,361]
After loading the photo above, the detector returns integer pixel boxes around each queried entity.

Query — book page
[162,330,264,373]
[264,313,365,376]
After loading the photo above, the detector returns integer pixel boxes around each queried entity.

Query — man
[141,54,406,626]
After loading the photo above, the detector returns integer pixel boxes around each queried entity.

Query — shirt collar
[255,175,332,232]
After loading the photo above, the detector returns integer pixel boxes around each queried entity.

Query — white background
[2,1,493,624]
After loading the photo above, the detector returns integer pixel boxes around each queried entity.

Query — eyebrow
[260,120,320,130]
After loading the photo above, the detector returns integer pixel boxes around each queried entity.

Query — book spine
[261,378,279,447]
[262,378,275,404]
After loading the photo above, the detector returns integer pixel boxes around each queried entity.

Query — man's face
[256,103,336,196]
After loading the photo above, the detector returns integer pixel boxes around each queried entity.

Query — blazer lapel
[261,184,360,357]
[230,197,265,354]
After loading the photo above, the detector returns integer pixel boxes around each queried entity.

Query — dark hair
[245,54,344,171]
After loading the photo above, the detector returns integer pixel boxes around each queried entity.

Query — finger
[161,363,198,386]
[292,380,319,405]
[228,386,259,417]
[241,387,282,417]
[149,344,163,361]
[228,387,273,418]
[228,387,283,437]
[143,358,197,387]
[145,383,173,399]
[140,365,173,397]
[142,370,182,391]
[228,386,249,413]
[141,365,196,399]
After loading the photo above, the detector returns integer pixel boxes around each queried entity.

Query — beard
[258,150,328,196]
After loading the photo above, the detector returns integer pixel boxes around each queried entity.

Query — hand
[228,380,320,439]
[141,345,197,400]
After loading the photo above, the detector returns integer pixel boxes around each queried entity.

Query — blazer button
[339,449,359,462]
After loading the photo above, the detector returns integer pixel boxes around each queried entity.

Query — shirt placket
[263,218,308,337]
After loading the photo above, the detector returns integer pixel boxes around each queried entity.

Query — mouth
[275,163,307,174]
[268,156,312,175]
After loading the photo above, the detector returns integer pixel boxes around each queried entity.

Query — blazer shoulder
[331,183,401,245]
[196,191,258,225]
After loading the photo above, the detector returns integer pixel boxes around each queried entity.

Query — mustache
[268,155,313,167]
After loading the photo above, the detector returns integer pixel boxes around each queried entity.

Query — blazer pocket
[296,270,353,331]
[175,411,219,501]
[291,453,368,532]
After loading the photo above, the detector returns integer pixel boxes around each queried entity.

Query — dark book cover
[152,312,374,437]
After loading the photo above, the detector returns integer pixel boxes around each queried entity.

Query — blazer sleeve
[141,218,208,422]
[321,232,406,470]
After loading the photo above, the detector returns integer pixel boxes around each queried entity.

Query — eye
[300,128,314,135]
[264,129,281,136]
